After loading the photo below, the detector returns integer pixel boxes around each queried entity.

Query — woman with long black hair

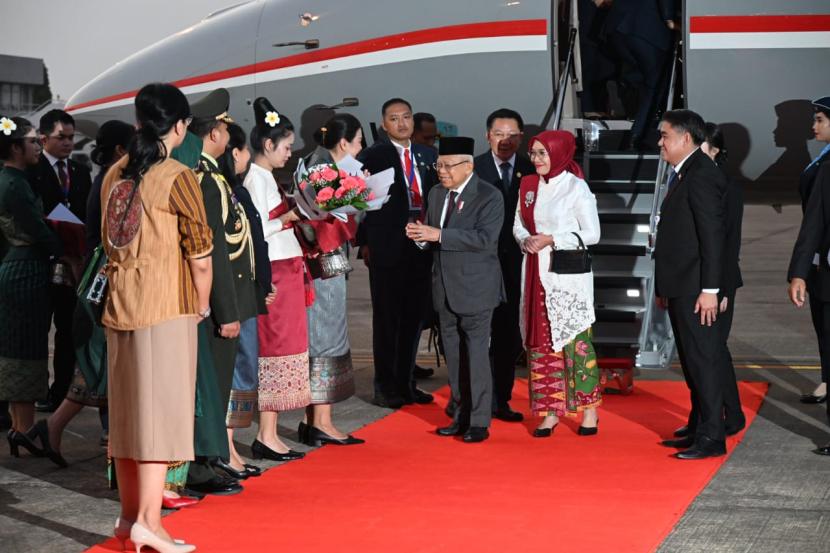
[100,83,212,552]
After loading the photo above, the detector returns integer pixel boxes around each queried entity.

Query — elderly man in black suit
[27,109,92,411]
[357,98,438,408]
[407,137,505,443]
[653,109,728,460]
[474,108,535,423]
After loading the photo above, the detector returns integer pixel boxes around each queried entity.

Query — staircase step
[598,212,651,224]
[595,305,645,323]
[590,244,648,256]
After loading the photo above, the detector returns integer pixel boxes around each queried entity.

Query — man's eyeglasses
[490,131,521,141]
[433,160,470,171]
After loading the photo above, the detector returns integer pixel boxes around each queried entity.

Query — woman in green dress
[0,116,61,456]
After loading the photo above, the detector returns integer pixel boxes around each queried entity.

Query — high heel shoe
[161,494,201,510]
[7,429,44,457]
[578,418,599,436]
[115,518,187,549]
[250,439,305,461]
[304,426,365,447]
[533,423,558,438]
[30,419,68,467]
[129,521,195,553]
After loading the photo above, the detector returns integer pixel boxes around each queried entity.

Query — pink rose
[356,179,366,193]
[338,169,349,179]
[341,176,359,191]
[334,186,347,199]
[299,180,307,190]
[316,187,334,202]
[321,166,339,181]
[367,191,376,200]
[309,171,322,183]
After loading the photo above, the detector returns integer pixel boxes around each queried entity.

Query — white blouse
[513,170,601,351]
[243,162,302,261]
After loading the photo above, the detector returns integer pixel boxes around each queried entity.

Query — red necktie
[57,160,70,199]
[403,148,422,209]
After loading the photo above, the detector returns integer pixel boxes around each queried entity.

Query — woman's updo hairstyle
[91,120,135,167]
[122,82,190,182]
[313,113,363,150]
[250,96,294,155]
[0,116,33,160]
[703,122,728,166]
[219,122,248,188]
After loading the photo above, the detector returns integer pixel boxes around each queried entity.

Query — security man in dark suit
[357,98,438,408]
[664,122,745,448]
[406,137,505,443]
[27,109,93,410]
[653,109,728,460]
[473,108,535,422]
[185,89,259,495]
[787,96,830,455]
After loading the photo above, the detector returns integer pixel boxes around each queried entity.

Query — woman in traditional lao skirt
[513,130,602,437]
[296,114,365,447]
[0,115,60,458]
[243,97,310,461]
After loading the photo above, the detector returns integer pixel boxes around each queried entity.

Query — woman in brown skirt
[101,83,212,553]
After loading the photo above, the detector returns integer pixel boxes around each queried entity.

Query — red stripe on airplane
[690,14,830,33]
[66,19,548,112]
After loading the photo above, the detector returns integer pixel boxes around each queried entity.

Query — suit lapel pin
[457,200,464,213]
[524,191,535,207]
[516,172,522,179]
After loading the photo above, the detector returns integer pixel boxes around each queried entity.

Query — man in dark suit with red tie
[473,108,535,422]
[27,109,92,410]
[357,98,438,408]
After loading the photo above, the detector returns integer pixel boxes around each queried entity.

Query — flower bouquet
[291,158,394,220]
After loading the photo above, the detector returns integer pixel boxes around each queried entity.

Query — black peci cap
[191,88,233,123]
[438,136,475,156]
[813,96,830,113]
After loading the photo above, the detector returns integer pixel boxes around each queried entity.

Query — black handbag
[549,232,592,274]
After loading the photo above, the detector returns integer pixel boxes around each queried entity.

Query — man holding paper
[356,98,438,409]
[406,136,504,442]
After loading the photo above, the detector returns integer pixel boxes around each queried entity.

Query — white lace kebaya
[513,170,601,351]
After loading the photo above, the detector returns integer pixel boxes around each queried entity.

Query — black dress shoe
[533,423,558,438]
[250,439,305,462]
[298,421,310,443]
[725,421,746,436]
[371,393,406,409]
[661,436,694,449]
[444,401,457,419]
[243,464,262,477]
[799,393,827,404]
[7,429,44,458]
[673,425,691,438]
[34,400,57,413]
[813,444,830,456]
[436,422,467,436]
[675,436,726,460]
[413,365,434,379]
[305,426,365,447]
[493,406,524,423]
[30,420,67,467]
[186,475,243,496]
[577,425,598,436]
[211,458,248,480]
[462,427,489,443]
[404,389,434,405]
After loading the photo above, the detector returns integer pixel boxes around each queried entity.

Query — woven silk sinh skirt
[257,257,311,412]
[106,316,198,461]
[0,259,51,402]
[307,274,355,404]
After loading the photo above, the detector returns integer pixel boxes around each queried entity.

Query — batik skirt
[226,317,258,428]
[307,274,355,404]
[529,330,602,418]
[257,257,311,412]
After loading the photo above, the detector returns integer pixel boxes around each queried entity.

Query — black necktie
[56,160,70,199]
[443,191,458,228]
[660,169,678,210]
[499,161,511,193]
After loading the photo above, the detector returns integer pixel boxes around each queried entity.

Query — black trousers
[808,289,830,385]
[684,293,745,433]
[668,294,726,442]
[368,248,431,398]
[489,257,522,408]
[48,283,77,405]
[435,283,494,428]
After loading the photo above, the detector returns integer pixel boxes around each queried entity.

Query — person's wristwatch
[198,307,212,319]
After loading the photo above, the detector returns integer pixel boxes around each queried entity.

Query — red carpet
[87,380,767,553]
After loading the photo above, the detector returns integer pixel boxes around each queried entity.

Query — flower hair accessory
[264,111,281,127]
[320,126,327,141]
[0,117,17,136]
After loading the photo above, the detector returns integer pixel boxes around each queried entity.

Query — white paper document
[47,204,83,225]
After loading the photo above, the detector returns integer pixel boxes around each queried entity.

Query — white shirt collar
[249,162,272,176]
[447,172,474,197]
[391,139,413,154]
[673,147,699,173]
[43,150,64,168]
[491,151,515,171]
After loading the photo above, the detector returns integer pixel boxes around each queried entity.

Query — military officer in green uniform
[185,89,260,495]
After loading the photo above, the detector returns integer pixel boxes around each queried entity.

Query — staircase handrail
[552,26,578,131]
